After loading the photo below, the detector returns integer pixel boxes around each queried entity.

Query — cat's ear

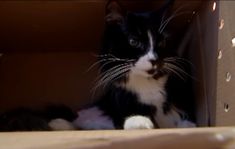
[105,0,125,24]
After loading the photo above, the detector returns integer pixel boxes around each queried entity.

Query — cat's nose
[149,59,158,70]
[149,59,157,66]
[147,51,158,60]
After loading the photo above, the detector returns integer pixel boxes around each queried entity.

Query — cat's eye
[129,38,143,49]
[129,39,139,47]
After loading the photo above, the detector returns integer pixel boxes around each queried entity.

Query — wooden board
[0,127,235,149]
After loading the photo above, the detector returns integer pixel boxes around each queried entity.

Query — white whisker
[159,4,192,33]
[101,68,130,89]
[94,63,131,84]
[165,57,194,73]
[159,11,191,33]
[94,53,135,62]
[86,54,134,73]
[96,65,131,89]
[91,64,131,96]
[159,5,184,32]
[164,64,186,81]
[86,58,117,73]
[164,57,194,69]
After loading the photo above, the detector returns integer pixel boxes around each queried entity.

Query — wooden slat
[0,127,235,149]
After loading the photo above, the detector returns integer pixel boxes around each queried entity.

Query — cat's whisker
[91,53,115,58]
[159,5,185,32]
[94,53,135,62]
[164,62,197,81]
[91,64,131,95]
[165,57,195,74]
[92,63,125,89]
[165,57,195,69]
[86,58,118,73]
[94,63,131,84]
[109,70,129,84]
[160,12,166,30]
[159,3,192,33]
[97,65,131,87]
[164,64,186,81]
[91,68,129,96]
[164,62,186,78]
[159,11,192,33]
[164,57,195,72]
[100,67,130,90]
[98,60,120,72]
[86,56,134,73]
[166,63,188,77]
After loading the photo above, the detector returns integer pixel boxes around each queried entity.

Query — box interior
[0,0,220,127]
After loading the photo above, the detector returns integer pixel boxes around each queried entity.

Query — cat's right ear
[105,0,125,24]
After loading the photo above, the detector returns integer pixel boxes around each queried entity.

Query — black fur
[0,105,77,131]
[96,86,157,129]
[0,108,50,131]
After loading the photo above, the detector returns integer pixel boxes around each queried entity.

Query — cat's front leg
[124,115,154,130]
[155,106,196,128]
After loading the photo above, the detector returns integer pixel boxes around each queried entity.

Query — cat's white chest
[125,72,168,107]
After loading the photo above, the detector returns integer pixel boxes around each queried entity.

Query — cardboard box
[0,0,235,148]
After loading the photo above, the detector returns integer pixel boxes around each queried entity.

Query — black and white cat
[73,0,196,130]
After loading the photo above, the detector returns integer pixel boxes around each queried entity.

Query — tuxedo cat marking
[74,0,196,130]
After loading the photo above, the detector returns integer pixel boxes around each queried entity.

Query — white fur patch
[134,53,154,76]
[73,107,115,130]
[126,72,167,106]
[124,115,154,130]
[147,30,154,52]
[49,118,76,131]
[132,31,157,77]
[125,73,177,128]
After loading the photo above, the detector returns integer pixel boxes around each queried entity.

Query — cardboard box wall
[0,0,234,127]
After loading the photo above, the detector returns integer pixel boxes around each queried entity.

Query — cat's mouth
[147,68,158,75]
[146,62,166,79]
[131,60,168,79]
[146,67,165,79]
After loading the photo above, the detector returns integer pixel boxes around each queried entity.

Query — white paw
[49,118,76,130]
[124,115,154,130]
[177,120,196,128]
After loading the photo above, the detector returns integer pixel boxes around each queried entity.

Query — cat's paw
[124,115,154,130]
[177,120,196,128]
[48,118,76,130]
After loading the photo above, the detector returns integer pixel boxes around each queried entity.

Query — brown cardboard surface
[193,1,219,126]
[0,52,98,112]
[217,1,235,126]
[177,1,219,126]
[0,1,105,52]
[0,0,202,52]
[0,127,235,149]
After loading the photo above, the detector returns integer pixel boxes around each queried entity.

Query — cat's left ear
[105,0,125,24]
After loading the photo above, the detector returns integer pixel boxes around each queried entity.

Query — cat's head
[100,0,179,83]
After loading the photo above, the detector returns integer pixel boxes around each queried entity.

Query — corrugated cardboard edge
[216,1,235,126]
